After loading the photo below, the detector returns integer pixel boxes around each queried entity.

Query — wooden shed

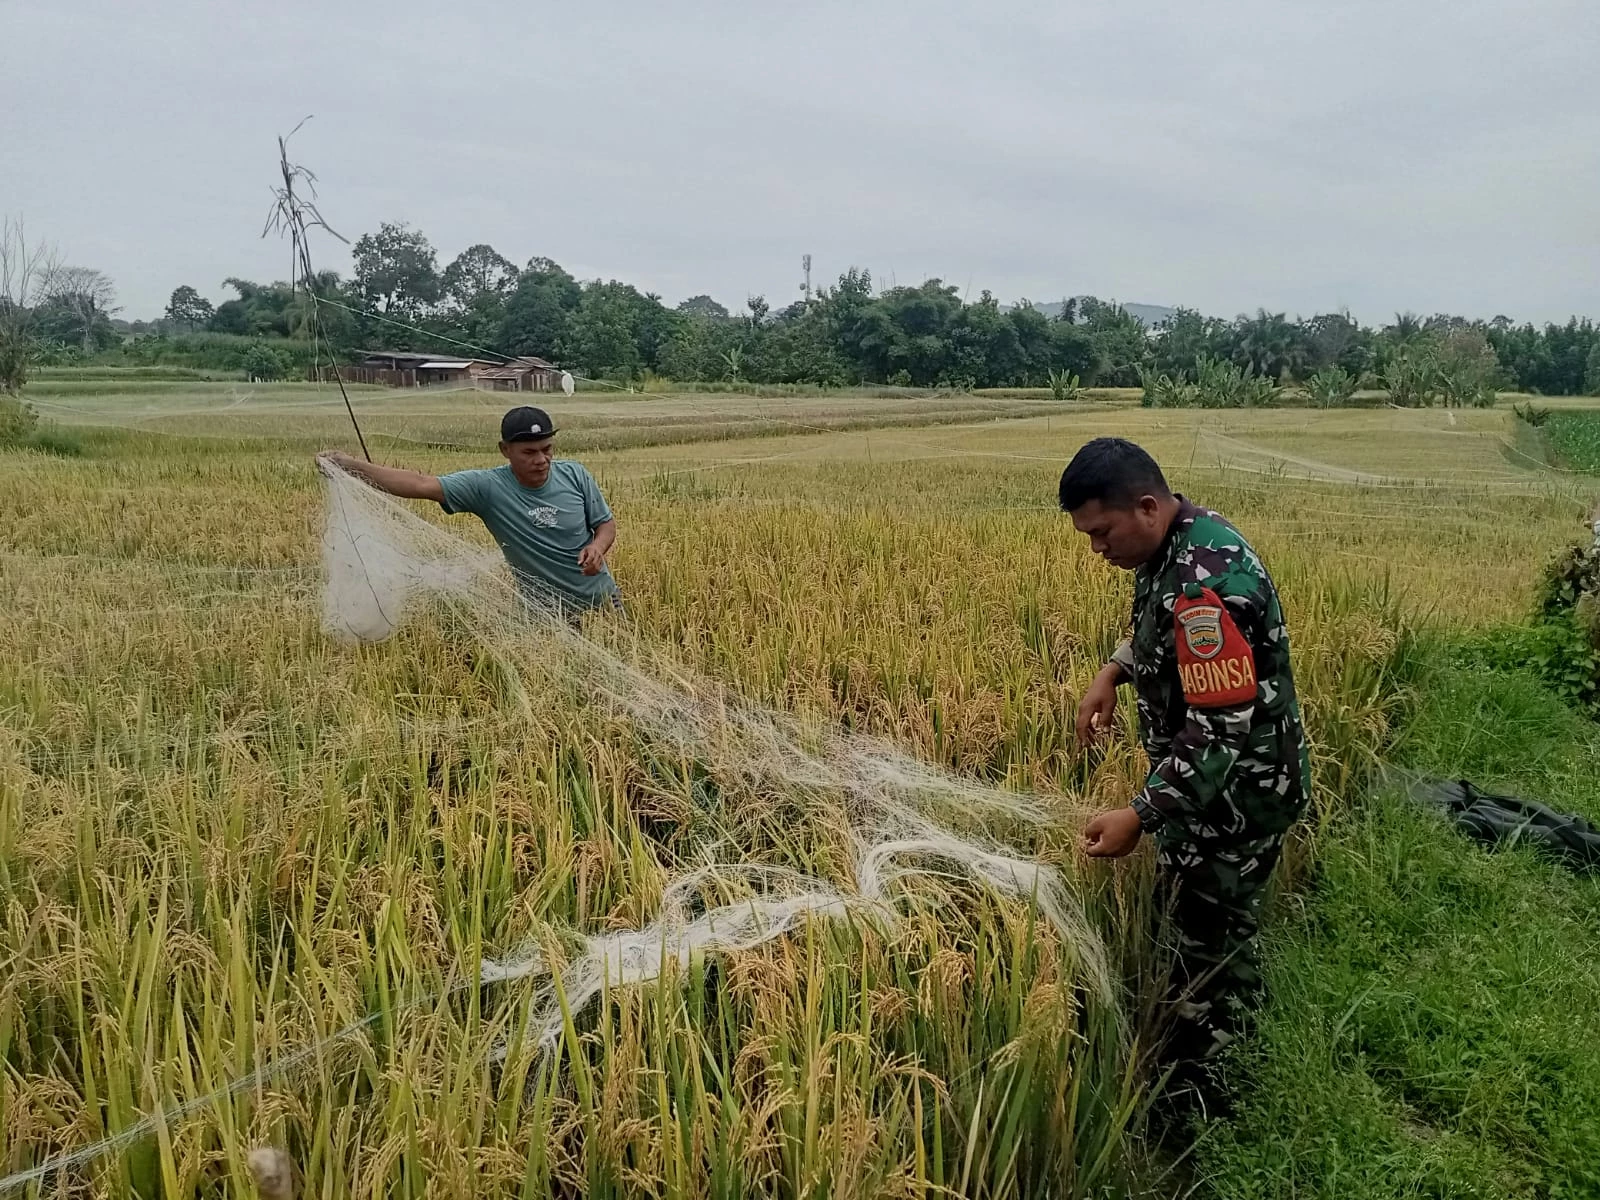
[326,352,496,388]
[473,356,565,393]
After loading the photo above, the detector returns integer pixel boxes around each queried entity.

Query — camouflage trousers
[1150,830,1286,1065]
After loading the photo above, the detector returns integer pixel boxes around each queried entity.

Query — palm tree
[1233,310,1306,382]
[1387,312,1424,345]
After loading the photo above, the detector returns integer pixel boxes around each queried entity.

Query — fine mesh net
[320,458,501,641]
[0,455,1118,1197]
[318,460,1114,1046]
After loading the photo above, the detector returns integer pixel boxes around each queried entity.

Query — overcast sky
[4,0,1596,324]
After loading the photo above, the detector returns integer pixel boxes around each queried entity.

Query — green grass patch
[20,427,86,457]
[1544,409,1600,473]
[1195,648,1600,1198]
[22,378,255,397]
[31,365,237,383]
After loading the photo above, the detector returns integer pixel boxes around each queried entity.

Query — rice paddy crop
[0,388,1590,1197]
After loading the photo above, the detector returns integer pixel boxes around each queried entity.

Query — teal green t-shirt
[438,460,618,609]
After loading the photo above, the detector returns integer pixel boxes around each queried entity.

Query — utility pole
[800,253,812,306]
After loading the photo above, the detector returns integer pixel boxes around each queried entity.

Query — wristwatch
[1130,793,1166,834]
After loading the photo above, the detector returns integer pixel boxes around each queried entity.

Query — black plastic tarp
[1401,775,1600,872]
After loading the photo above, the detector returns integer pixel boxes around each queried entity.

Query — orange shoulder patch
[1174,586,1257,708]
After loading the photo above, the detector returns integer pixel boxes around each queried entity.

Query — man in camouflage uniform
[1060,437,1312,1078]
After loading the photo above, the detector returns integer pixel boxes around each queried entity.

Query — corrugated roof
[417,360,475,369]
[476,359,562,379]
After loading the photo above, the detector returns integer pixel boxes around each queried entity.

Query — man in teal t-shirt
[319,405,620,617]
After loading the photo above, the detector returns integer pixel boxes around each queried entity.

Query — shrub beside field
[0,396,82,455]
[93,332,320,376]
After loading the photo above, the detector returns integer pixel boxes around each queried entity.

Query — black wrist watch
[1130,794,1166,834]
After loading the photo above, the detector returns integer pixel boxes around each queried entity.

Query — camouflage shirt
[1109,498,1311,843]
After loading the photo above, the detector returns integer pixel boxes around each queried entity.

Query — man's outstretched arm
[318,450,445,504]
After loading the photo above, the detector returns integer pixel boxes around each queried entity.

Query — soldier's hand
[1081,807,1143,858]
[1075,667,1122,746]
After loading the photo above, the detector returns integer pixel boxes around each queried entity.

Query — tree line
[7,215,1600,396]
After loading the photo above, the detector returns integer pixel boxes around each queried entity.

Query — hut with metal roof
[472,356,565,392]
[337,351,493,387]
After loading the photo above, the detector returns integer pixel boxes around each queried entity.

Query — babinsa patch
[1174,586,1257,708]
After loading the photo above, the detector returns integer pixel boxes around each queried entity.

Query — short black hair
[1058,437,1172,511]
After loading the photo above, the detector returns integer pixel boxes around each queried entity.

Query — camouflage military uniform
[1108,498,1311,1062]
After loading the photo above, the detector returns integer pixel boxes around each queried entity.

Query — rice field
[0,385,1593,1197]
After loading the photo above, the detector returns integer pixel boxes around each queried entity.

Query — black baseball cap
[500,406,558,443]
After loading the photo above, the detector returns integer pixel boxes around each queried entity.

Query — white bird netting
[319,459,1113,1046]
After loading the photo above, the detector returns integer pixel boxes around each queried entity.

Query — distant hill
[1021,299,1178,328]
